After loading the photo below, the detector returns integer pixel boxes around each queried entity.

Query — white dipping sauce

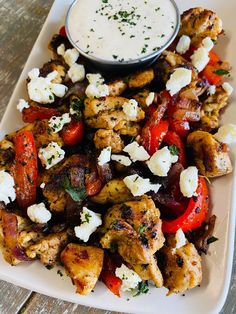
[67,0,178,62]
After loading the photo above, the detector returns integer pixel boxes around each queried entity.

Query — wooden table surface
[0,1,235,313]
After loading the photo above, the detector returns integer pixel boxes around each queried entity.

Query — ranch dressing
[67,0,178,62]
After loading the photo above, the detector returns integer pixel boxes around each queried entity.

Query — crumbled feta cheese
[222,82,233,96]
[147,146,178,177]
[28,68,40,80]
[68,63,85,83]
[17,99,29,112]
[122,99,138,119]
[180,166,198,198]
[214,124,236,144]
[64,48,79,66]
[48,113,71,133]
[123,174,161,197]
[202,37,214,52]
[38,142,65,169]
[57,43,65,56]
[86,73,104,85]
[123,141,150,162]
[74,207,102,242]
[27,203,51,224]
[98,147,111,166]
[115,264,142,292]
[111,154,132,166]
[166,68,192,96]
[27,69,68,104]
[40,182,46,189]
[85,83,109,99]
[145,92,155,107]
[190,47,209,72]
[0,170,16,205]
[172,228,187,254]
[208,85,216,95]
[176,35,191,55]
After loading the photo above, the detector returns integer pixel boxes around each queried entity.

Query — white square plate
[0,1,236,313]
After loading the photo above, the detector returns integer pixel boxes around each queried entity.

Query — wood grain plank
[19,293,123,314]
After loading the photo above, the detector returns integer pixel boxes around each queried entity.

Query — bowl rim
[65,0,181,66]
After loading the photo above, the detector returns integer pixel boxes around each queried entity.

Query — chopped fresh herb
[132,281,149,296]
[63,177,87,202]
[90,28,95,32]
[47,155,55,165]
[57,269,63,277]
[169,145,179,156]
[138,224,147,234]
[207,236,219,245]
[161,34,165,38]
[214,69,230,76]
[49,95,54,100]
[112,55,118,59]
[81,212,92,224]
[102,0,108,3]
[130,35,135,38]
[144,37,150,40]
[45,265,53,270]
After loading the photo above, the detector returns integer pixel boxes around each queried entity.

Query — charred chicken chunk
[100,196,165,287]
[179,7,223,45]
[108,79,127,96]
[26,232,68,266]
[61,243,104,295]
[187,130,232,177]
[199,86,229,131]
[40,60,67,84]
[127,68,155,89]
[160,235,202,295]
[94,129,124,153]
[0,139,14,171]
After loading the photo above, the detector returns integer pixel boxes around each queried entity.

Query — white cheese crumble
[123,174,161,197]
[38,142,65,170]
[40,182,46,189]
[27,203,51,224]
[111,154,132,166]
[172,228,187,254]
[123,141,150,162]
[190,47,209,72]
[98,147,111,166]
[64,48,80,67]
[166,68,192,96]
[147,146,178,177]
[68,63,85,83]
[180,166,198,198]
[17,99,29,112]
[48,113,71,133]
[57,43,66,56]
[145,92,155,107]
[176,35,191,55]
[27,69,68,104]
[222,82,234,96]
[85,73,109,99]
[74,207,102,242]
[115,264,142,292]
[214,124,236,144]
[122,99,138,119]
[202,37,214,52]
[0,170,16,205]
[208,85,216,96]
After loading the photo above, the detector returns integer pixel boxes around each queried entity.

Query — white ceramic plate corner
[0,1,236,313]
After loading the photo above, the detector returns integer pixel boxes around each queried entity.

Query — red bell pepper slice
[12,131,38,210]
[162,177,209,233]
[59,25,67,37]
[61,118,84,146]
[22,106,60,123]
[163,131,186,168]
[208,51,220,66]
[201,65,222,86]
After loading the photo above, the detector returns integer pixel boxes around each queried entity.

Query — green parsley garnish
[207,236,219,245]
[81,212,92,224]
[138,224,147,234]
[102,0,108,3]
[63,177,87,202]
[214,69,230,76]
[169,145,179,156]
[132,281,149,297]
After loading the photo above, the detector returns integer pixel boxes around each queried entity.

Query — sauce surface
[67,0,178,62]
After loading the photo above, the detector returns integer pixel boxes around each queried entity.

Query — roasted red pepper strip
[201,65,222,86]
[59,25,67,37]
[163,131,186,168]
[208,50,220,66]
[22,106,60,123]
[162,177,209,233]
[61,118,84,146]
[12,131,38,210]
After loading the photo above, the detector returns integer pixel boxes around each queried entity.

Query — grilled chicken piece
[40,60,67,84]
[40,155,87,212]
[94,129,124,153]
[108,79,127,96]
[179,8,223,45]
[133,89,153,110]
[101,196,165,287]
[0,209,42,265]
[26,232,68,266]
[199,86,229,131]
[160,235,202,295]
[187,130,232,177]
[127,68,155,89]
[0,139,14,171]
[61,243,104,295]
